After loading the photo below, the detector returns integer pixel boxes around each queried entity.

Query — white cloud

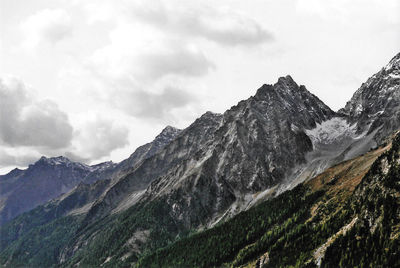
[296,0,400,25]
[68,117,129,161]
[21,8,73,48]
[82,0,273,47]
[122,1,273,46]
[1,0,398,172]
[0,76,131,167]
[90,25,215,81]
[78,0,273,122]
[111,85,197,121]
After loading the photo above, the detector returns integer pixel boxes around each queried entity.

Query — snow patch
[388,73,400,79]
[305,117,358,145]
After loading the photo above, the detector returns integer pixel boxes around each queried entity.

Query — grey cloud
[114,86,196,121]
[138,47,214,80]
[126,3,273,46]
[192,19,272,46]
[64,151,90,164]
[73,118,129,160]
[0,151,38,168]
[0,77,73,149]
[42,22,72,44]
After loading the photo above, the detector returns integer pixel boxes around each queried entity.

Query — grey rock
[340,52,400,143]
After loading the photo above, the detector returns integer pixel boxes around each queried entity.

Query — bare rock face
[134,75,335,229]
[340,53,400,143]
[113,126,182,176]
[290,53,400,191]
[81,112,223,225]
[59,76,335,262]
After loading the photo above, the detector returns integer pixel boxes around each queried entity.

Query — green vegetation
[137,185,330,267]
[323,199,400,267]
[322,134,400,267]
[0,215,81,267]
[137,134,400,267]
[63,198,185,267]
[0,203,59,252]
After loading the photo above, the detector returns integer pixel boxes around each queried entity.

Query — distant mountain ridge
[0,156,113,225]
[0,126,181,225]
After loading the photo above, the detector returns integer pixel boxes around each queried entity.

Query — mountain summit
[340,53,400,142]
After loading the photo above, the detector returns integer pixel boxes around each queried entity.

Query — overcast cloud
[0,0,398,173]
[120,1,273,46]
[69,118,129,161]
[0,151,39,168]
[112,86,197,121]
[0,76,73,149]
[20,8,73,49]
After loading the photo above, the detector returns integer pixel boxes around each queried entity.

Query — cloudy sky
[0,0,399,174]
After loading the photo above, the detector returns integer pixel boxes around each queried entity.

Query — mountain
[138,131,400,267]
[107,125,182,179]
[340,52,400,142]
[75,111,223,228]
[283,53,400,193]
[45,75,338,266]
[0,126,181,226]
[139,75,335,226]
[0,52,399,267]
[72,75,333,228]
[0,156,114,225]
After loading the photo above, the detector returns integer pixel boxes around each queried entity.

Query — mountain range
[0,52,399,267]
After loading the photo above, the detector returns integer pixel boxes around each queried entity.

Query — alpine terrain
[0,52,399,267]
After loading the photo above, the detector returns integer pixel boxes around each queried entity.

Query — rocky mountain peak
[255,75,301,96]
[339,52,400,142]
[384,52,400,72]
[155,126,182,143]
[187,111,223,132]
[252,76,334,129]
[36,156,73,166]
[276,74,298,88]
[8,168,23,176]
[200,111,223,121]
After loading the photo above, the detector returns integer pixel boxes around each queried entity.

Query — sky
[0,0,399,174]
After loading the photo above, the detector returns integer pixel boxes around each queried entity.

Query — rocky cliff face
[81,112,223,225]
[136,132,400,268]
[137,75,335,228]
[288,53,400,192]
[80,75,334,228]
[340,53,400,142]
[111,126,182,178]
